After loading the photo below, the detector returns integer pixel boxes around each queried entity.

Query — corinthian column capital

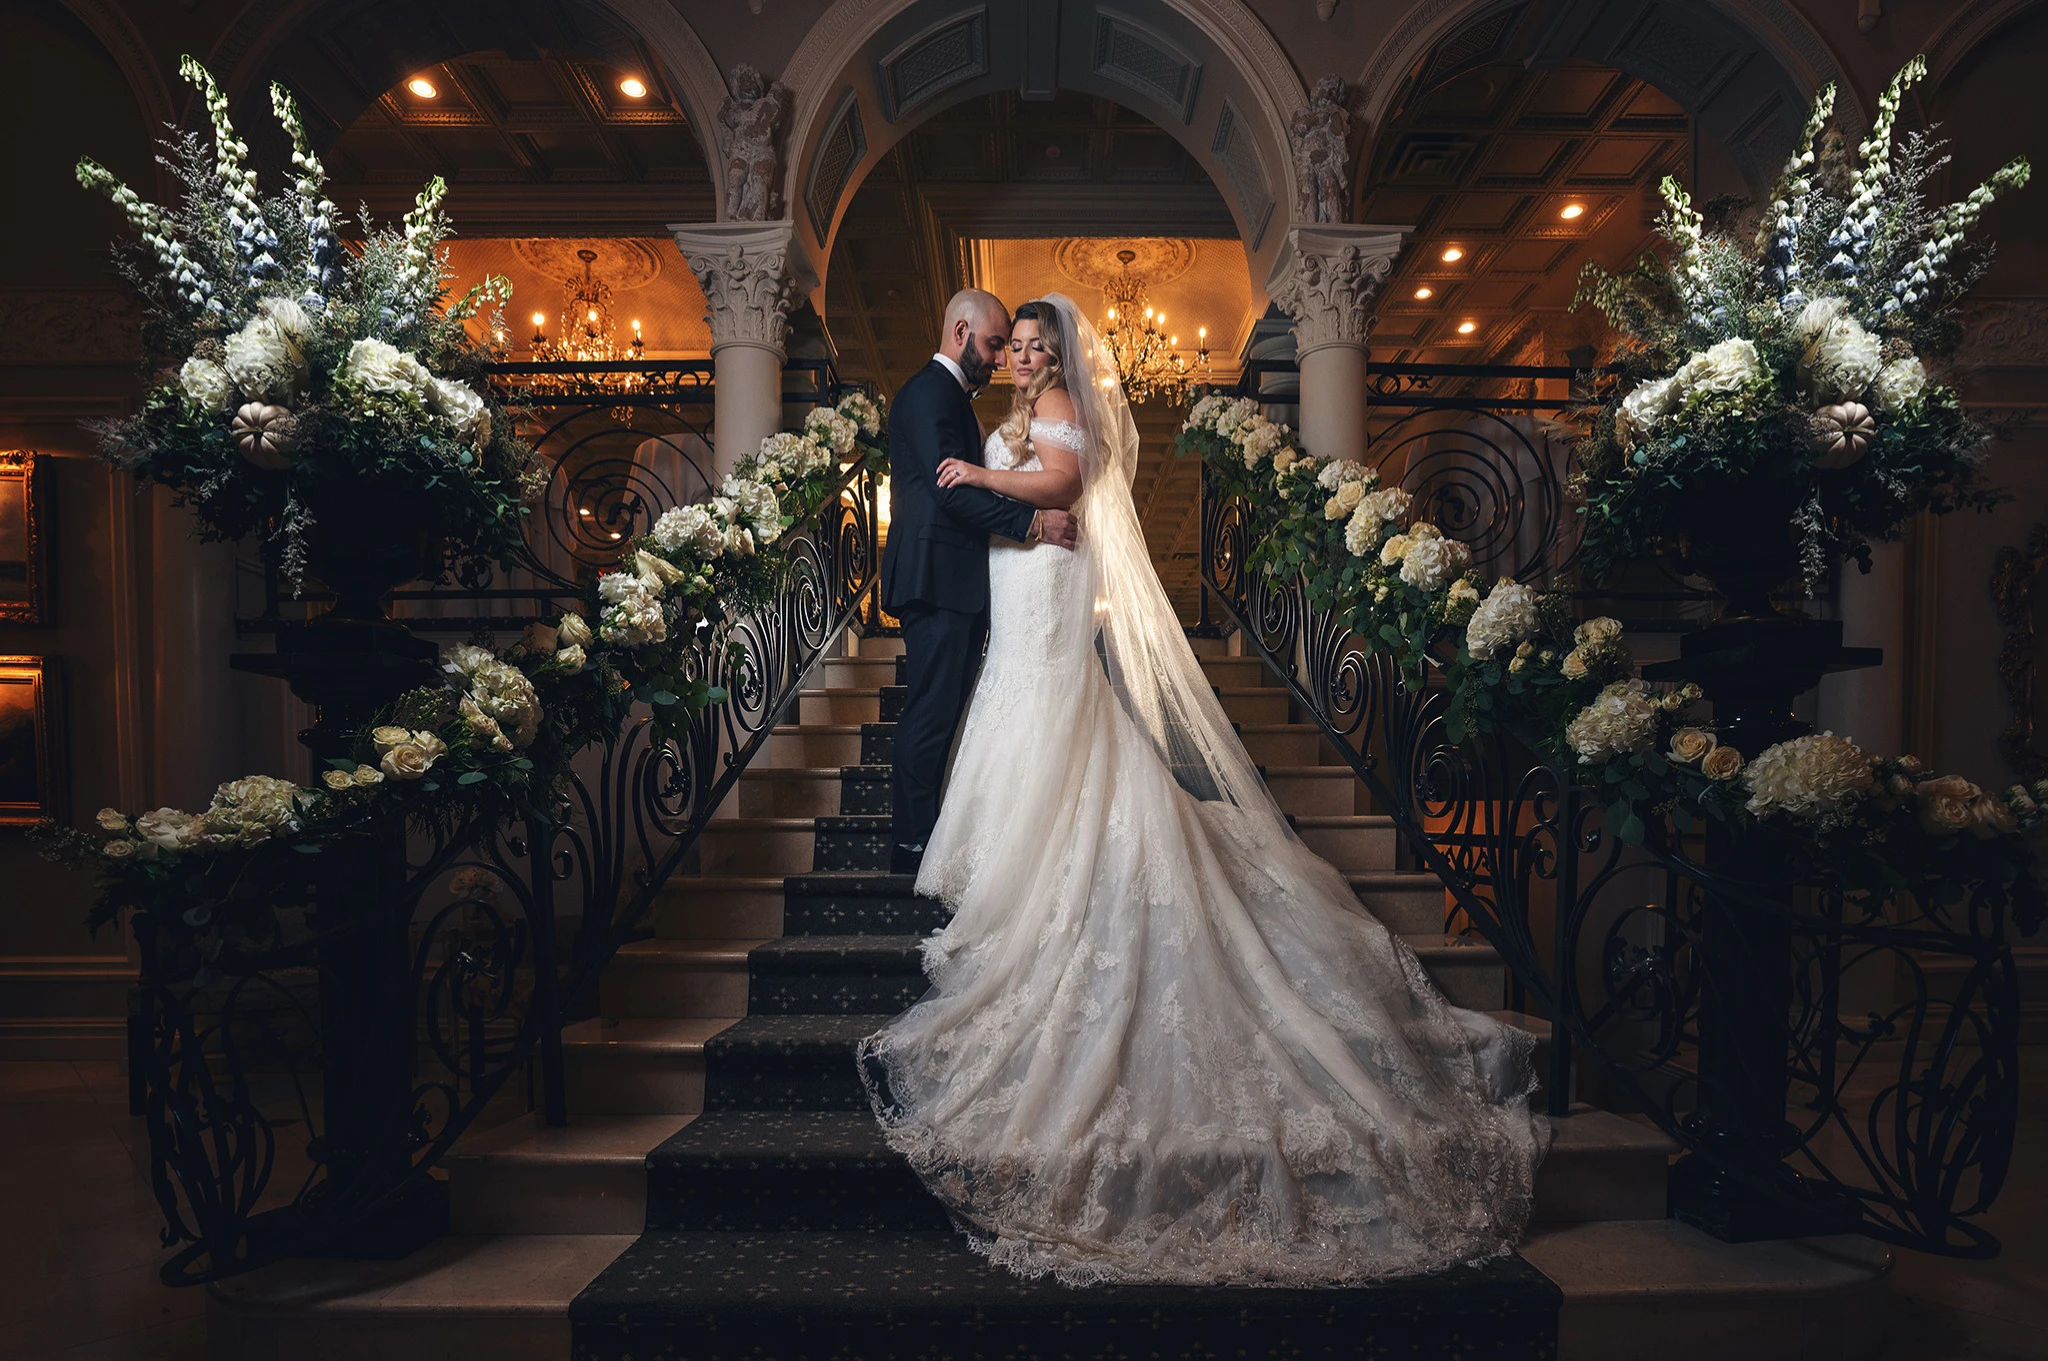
[1265,224,1411,357]
[668,220,818,357]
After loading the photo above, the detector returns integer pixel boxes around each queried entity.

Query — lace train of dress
[859,420,1549,1287]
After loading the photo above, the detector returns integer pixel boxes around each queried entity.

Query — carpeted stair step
[643,1110,945,1232]
[783,871,947,935]
[568,1229,1562,1361]
[701,1013,891,1110]
[860,721,895,766]
[746,934,926,1015]
[811,814,894,872]
[839,763,891,814]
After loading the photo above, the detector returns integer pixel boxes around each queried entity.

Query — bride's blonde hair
[995,299,1068,468]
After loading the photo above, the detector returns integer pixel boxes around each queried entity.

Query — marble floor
[1,1058,2044,1361]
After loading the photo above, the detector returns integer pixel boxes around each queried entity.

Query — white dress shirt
[931,351,970,392]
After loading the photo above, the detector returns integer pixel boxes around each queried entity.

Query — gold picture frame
[1993,522,2048,782]
[0,656,63,825]
[0,450,50,625]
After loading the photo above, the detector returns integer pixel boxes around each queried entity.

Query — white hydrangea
[340,337,430,399]
[1316,459,1376,491]
[597,574,667,647]
[1616,374,1679,446]
[1465,578,1542,660]
[721,477,782,544]
[467,659,542,748]
[426,376,488,438]
[1212,397,1259,438]
[1344,500,1388,556]
[135,807,204,852]
[647,503,725,558]
[1803,315,1883,401]
[224,310,308,402]
[1325,481,1367,521]
[441,642,495,677]
[203,774,306,846]
[1872,356,1928,410]
[1565,680,1660,764]
[1187,394,1227,429]
[1356,486,1412,529]
[754,432,811,483]
[1743,732,1876,826]
[178,357,236,412]
[1236,417,1286,466]
[1394,521,1472,591]
[803,407,858,455]
[837,390,883,436]
[1676,336,1765,396]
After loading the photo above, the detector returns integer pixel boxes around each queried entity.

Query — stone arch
[58,0,179,143]
[777,0,1307,304]
[1922,0,2043,92]
[200,0,726,179]
[1353,0,1864,196]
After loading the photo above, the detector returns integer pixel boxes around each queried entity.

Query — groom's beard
[959,337,998,391]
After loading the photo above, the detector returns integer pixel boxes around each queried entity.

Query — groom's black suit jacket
[881,360,1036,616]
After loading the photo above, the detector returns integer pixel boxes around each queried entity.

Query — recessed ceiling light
[406,76,438,99]
[1413,286,1433,300]
[1457,320,1477,334]
[618,76,648,98]
[1560,202,1586,219]
[1441,246,1463,263]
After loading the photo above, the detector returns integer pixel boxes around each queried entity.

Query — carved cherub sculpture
[1291,75,1352,224]
[718,64,792,222]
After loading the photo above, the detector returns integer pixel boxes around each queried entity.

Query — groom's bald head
[939,288,1010,389]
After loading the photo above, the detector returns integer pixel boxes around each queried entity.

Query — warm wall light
[1414,286,1434,300]
[618,76,648,98]
[1457,320,1477,334]
[406,76,438,99]
[1560,202,1586,219]
[1441,246,1463,263]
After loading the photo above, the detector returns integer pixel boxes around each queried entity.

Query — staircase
[208,630,1891,1361]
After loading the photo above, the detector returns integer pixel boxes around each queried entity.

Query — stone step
[696,815,894,876]
[560,1016,732,1116]
[1519,1219,1889,1361]
[655,876,784,938]
[1292,813,1397,871]
[1262,764,1368,815]
[1407,935,1507,1011]
[842,634,905,658]
[568,1229,1561,1360]
[1213,685,1292,724]
[797,687,881,725]
[763,724,862,768]
[601,938,763,1018]
[450,1114,693,1235]
[734,766,843,818]
[1350,869,1454,935]
[209,1234,635,1361]
[1235,722,1326,766]
[1196,654,1275,684]
[817,656,898,690]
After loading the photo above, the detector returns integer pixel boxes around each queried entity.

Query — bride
[857,294,1548,1287]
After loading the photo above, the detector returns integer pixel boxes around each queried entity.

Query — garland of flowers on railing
[1571,57,2031,587]
[1177,392,2047,927]
[38,391,888,983]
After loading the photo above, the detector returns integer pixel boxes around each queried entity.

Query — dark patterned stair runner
[569,662,1562,1360]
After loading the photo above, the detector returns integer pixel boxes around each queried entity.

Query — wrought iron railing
[1198,371,2028,1257]
[138,367,882,1283]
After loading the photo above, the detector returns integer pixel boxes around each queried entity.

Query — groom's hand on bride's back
[1033,509,1079,550]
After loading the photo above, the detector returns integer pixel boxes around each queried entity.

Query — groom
[882,289,1078,876]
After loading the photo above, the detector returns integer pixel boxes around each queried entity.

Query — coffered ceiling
[1362,58,1691,366]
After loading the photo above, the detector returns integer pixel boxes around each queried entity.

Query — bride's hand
[935,458,987,490]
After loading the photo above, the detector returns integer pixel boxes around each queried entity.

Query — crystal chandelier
[528,247,647,419]
[1098,249,1209,406]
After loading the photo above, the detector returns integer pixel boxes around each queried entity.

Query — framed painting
[0,451,50,625]
[0,657,63,825]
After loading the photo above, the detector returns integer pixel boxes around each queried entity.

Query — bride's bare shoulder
[1032,387,1079,422]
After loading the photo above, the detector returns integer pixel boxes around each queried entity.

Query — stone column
[1265,225,1409,461]
[669,221,817,477]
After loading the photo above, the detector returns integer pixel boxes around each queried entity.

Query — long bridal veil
[1050,293,1290,818]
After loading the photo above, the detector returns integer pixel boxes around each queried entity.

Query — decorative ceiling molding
[1053,237,1199,289]
[58,0,181,192]
[879,8,990,121]
[1923,0,2042,89]
[1093,8,1204,124]
[806,89,870,241]
[1211,99,1274,251]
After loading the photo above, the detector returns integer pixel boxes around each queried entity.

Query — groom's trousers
[891,601,987,853]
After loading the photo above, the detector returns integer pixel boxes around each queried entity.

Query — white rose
[724,524,756,557]
[380,741,439,780]
[1325,481,1366,521]
[135,807,201,851]
[102,839,137,861]
[177,358,236,412]
[96,807,130,832]
[556,612,593,648]
[223,312,307,402]
[321,768,355,791]
[1379,533,1413,567]
[427,376,488,437]
[555,643,586,675]
[341,337,431,398]
[1668,728,1717,765]
[352,764,384,787]
[371,723,416,752]
[1872,356,1928,411]
[1677,337,1764,396]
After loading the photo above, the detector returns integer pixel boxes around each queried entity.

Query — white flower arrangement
[1465,578,1542,661]
[1565,680,1661,764]
[1742,732,1877,827]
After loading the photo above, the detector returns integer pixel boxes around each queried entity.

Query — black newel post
[1644,613,1877,1240]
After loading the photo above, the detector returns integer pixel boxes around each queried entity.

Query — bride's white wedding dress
[858,298,1547,1288]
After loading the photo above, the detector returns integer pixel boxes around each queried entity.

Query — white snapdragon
[1565,680,1660,764]
[1464,578,1542,660]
